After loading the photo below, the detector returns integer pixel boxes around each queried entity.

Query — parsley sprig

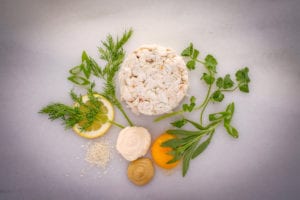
[156,43,251,176]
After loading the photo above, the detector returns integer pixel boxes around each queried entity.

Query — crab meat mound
[118,44,189,115]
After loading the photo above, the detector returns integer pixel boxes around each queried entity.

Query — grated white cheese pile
[85,141,111,169]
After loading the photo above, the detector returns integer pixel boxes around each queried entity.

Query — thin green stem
[108,120,125,129]
[196,59,205,65]
[117,104,134,126]
[220,86,238,92]
[200,83,213,125]
[154,110,184,122]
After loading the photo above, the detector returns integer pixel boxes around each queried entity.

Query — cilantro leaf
[216,74,234,89]
[186,60,196,70]
[204,54,217,73]
[201,73,215,85]
[192,49,200,59]
[181,43,193,57]
[211,90,224,102]
[223,74,234,89]
[171,118,187,128]
[182,96,196,112]
[216,77,223,88]
[235,67,250,93]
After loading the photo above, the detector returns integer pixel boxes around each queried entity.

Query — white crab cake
[118,45,189,115]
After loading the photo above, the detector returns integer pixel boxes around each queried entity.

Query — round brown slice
[127,157,155,186]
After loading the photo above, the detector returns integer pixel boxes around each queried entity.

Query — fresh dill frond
[39,103,82,129]
[39,86,106,131]
[66,29,133,126]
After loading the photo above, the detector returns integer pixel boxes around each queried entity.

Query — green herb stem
[196,59,205,65]
[220,85,238,92]
[199,82,213,125]
[108,120,125,129]
[116,103,134,126]
[154,110,185,122]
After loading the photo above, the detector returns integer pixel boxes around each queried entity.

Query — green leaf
[161,138,183,148]
[223,74,234,89]
[216,77,223,88]
[186,60,196,70]
[68,75,90,86]
[209,112,225,121]
[211,90,224,102]
[224,123,239,138]
[167,129,208,136]
[235,67,250,93]
[238,82,249,93]
[192,49,200,59]
[204,54,217,73]
[181,43,193,56]
[89,58,102,77]
[191,133,213,159]
[166,150,182,164]
[81,51,92,79]
[216,75,234,89]
[204,120,222,129]
[190,96,196,103]
[185,119,206,130]
[182,143,197,176]
[182,96,196,112]
[201,73,215,85]
[81,50,89,61]
[224,102,235,124]
[69,65,82,75]
[171,119,187,128]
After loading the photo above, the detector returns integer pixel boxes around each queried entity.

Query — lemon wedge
[73,94,114,139]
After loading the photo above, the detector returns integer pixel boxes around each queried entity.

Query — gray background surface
[1,0,300,199]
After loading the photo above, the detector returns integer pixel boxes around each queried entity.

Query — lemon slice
[73,94,114,139]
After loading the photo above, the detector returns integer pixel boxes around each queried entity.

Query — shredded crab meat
[119,44,189,115]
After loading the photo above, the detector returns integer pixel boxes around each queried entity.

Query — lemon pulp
[73,94,114,139]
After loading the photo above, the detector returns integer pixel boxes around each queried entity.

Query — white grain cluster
[119,45,188,115]
[85,142,110,169]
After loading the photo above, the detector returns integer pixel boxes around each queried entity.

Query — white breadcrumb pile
[85,141,111,169]
[119,44,189,115]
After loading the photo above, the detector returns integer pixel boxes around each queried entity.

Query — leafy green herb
[216,74,234,89]
[235,67,250,93]
[181,43,193,57]
[68,29,134,126]
[204,54,217,73]
[181,43,200,70]
[182,96,196,112]
[39,85,105,131]
[156,42,251,177]
[171,118,187,128]
[211,90,224,102]
[163,102,237,176]
[201,73,215,85]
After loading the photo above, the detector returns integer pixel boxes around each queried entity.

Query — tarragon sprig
[158,43,251,176]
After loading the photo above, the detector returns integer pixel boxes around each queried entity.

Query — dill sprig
[67,29,134,126]
[39,84,105,131]
[97,29,134,126]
